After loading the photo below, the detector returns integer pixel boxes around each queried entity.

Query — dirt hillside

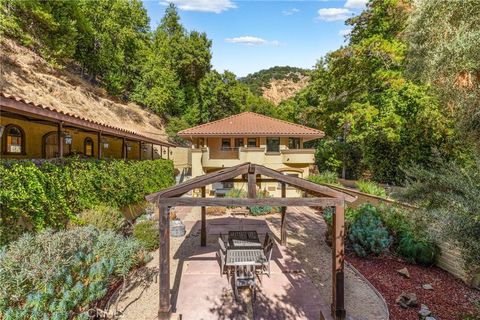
[0,38,167,141]
[261,75,309,105]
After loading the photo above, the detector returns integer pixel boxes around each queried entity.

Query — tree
[405,0,480,144]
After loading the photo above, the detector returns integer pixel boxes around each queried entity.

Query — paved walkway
[109,207,388,320]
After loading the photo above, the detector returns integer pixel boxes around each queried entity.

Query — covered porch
[146,163,357,320]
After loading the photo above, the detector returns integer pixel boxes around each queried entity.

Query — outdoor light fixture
[64,132,73,145]
[142,143,148,152]
[126,143,132,152]
[102,137,109,149]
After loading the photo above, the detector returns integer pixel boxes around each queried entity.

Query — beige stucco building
[178,112,324,197]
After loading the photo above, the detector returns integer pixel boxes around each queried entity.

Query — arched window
[3,125,25,154]
[84,137,94,157]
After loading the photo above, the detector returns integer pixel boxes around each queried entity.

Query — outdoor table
[225,248,267,281]
[228,230,262,248]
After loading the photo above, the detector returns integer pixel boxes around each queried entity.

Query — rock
[419,304,431,317]
[422,283,433,290]
[396,292,418,308]
[425,317,436,320]
[397,267,411,279]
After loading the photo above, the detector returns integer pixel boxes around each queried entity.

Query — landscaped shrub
[0,227,148,319]
[397,232,438,266]
[77,205,125,231]
[348,205,392,257]
[308,171,341,186]
[0,158,174,245]
[356,180,387,197]
[133,220,159,251]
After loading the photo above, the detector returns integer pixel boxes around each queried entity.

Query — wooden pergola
[146,163,356,320]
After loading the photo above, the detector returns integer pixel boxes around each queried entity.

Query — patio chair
[218,236,227,253]
[262,240,274,277]
[233,265,257,302]
[218,247,226,276]
[263,232,272,248]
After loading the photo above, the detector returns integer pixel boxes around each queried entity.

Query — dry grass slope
[261,75,309,105]
[0,38,167,141]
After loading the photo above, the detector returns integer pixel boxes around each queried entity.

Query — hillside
[0,39,167,141]
[240,66,309,105]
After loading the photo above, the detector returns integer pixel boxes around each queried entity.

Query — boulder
[419,304,431,317]
[397,267,410,279]
[396,292,418,308]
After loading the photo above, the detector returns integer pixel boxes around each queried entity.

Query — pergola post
[331,204,346,320]
[158,204,171,319]
[280,182,287,246]
[201,186,206,247]
[247,165,256,198]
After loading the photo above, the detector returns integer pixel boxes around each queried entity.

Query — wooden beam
[201,186,206,247]
[158,205,171,319]
[255,165,356,202]
[57,122,63,158]
[167,147,170,160]
[156,197,342,207]
[247,164,256,199]
[151,144,154,160]
[331,204,346,320]
[97,131,102,159]
[139,141,142,160]
[280,182,287,246]
[146,163,250,201]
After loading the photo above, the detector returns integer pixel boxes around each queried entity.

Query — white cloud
[344,0,368,8]
[339,28,352,36]
[225,36,280,46]
[316,8,352,21]
[159,0,236,13]
[282,8,300,16]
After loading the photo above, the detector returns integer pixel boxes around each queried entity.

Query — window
[288,137,301,149]
[4,125,24,154]
[266,137,280,152]
[234,138,244,148]
[221,138,231,150]
[247,138,258,148]
[84,137,94,156]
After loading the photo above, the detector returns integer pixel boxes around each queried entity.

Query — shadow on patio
[171,215,330,320]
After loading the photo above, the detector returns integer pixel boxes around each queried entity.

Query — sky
[142,0,368,77]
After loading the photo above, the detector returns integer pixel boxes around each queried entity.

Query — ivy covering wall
[0,158,174,245]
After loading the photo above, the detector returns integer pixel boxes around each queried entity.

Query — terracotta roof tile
[0,92,175,146]
[178,112,324,141]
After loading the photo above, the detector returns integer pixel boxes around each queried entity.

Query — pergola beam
[158,205,171,319]
[156,197,342,207]
[280,182,287,246]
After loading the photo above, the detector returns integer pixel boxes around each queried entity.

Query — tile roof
[0,92,175,146]
[178,112,324,141]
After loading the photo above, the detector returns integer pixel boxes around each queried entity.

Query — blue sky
[142,0,367,77]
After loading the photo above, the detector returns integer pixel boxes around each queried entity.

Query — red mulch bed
[346,253,480,320]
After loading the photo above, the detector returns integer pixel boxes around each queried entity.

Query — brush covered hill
[240,66,310,105]
[0,38,167,141]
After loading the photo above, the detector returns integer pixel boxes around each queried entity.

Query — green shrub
[0,158,174,245]
[308,171,341,186]
[397,232,438,266]
[356,180,387,197]
[0,227,148,319]
[225,188,247,198]
[77,205,125,231]
[348,205,392,257]
[133,220,159,251]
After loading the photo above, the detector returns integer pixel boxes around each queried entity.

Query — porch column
[57,122,63,158]
[151,144,154,160]
[139,141,142,160]
[158,204,171,319]
[122,137,126,160]
[167,147,170,160]
[97,132,102,159]
[160,145,163,159]
[280,182,287,246]
[331,203,346,320]
[201,186,206,247]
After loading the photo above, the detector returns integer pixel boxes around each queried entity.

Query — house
[178,112,324,197]
[0,93,175,160]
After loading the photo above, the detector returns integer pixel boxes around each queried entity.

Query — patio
[108,206,388,320]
